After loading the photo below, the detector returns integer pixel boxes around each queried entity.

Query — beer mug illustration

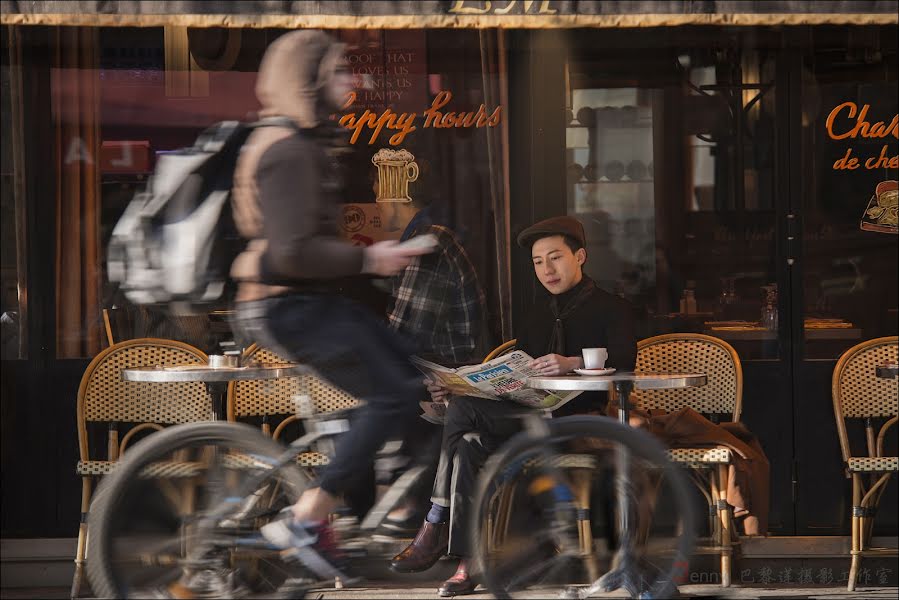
[372,148,419,203]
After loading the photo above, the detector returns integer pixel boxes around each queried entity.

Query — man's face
[531,235,586,295]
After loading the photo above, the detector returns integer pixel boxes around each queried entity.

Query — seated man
[389,216,637,597]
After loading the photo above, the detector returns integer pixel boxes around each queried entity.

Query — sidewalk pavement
[3,584,898,599]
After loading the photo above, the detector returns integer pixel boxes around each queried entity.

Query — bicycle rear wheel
[87,422,311,599]
[470,415,696,600]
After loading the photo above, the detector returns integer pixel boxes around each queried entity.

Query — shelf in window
[571,179,654,184]
[566,123,653,129]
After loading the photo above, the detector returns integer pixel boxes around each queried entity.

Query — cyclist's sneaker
[260,516,357,584]
[136,571,250,599]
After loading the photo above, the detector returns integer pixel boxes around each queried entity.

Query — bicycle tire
[86,421,309,599]
[470,415,696,600]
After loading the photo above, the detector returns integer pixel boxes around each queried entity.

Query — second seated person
[389,215,637,597]
[375,185,490,537]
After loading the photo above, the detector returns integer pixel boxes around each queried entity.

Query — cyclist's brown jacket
[230,31,363,303]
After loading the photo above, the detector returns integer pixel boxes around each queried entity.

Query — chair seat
[77,459,204,478]
[847,456,899,472]
[667,447,732,466]
[77,460,117,476]
[297,452,330,467]
[78,454,287,478]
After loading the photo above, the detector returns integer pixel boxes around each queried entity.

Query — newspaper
[411,350,582,414]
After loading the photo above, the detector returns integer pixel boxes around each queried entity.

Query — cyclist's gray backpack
[108,118,297,315]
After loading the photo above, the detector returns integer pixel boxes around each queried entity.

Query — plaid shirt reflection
[388,225,486,364]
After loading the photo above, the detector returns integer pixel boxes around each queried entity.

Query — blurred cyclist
[229,30,430,579]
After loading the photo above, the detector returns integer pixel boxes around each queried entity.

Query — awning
[1,1,896,28]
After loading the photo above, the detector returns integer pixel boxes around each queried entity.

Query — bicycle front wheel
[470,415,696,600]
[87,422,310,599]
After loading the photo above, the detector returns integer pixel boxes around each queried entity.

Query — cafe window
[27,25,512,357]
[798,26,898,359]
[1,25,27,360]
[562,24,896,363]
[565,30,782,359]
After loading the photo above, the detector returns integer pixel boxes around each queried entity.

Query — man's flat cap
[516,216,586,249]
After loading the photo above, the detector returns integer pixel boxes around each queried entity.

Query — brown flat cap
[516,216,586,249]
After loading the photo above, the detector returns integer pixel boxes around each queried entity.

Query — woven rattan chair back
[635,333,742,421]
[483,339,517,362]
[832,336,898,462]
[77,338,210,460]
[227,344,359,439]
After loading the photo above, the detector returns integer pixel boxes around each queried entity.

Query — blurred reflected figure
[229,30,430,579]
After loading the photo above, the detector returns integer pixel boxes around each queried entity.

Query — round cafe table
[529,372,707,427]
[876,364,898,380]
[528,371,707,599]
[123,363,307,421]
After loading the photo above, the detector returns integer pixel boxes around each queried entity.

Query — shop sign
[100,140,151,173]
[824,102,898,234]
[4,1,899,28]
[448,0,557,14]
[338,203,401,246]
[338,148,424,245]
[826,102,898,171]
[860,180,897,234]
[338,90,503,146]
[341,30,427,114]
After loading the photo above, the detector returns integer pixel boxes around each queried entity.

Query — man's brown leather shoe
[389,521,448,573]
[438,559,476,597]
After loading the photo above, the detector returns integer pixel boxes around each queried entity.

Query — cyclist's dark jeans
[233,293,423,498]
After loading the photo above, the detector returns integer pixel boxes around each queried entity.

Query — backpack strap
[252,116,303,134]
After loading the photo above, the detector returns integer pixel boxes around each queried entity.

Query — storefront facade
[1,1,896,540]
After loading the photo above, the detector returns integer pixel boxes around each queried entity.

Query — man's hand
[362,240,431,277]
[528,353,581,376]
[424,377,450,403]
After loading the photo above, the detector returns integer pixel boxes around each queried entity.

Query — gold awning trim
[2,12,897,28]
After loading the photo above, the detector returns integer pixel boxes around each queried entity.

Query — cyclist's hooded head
[255,30,351,129]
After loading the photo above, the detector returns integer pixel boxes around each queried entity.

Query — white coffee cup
[582,348,608,370]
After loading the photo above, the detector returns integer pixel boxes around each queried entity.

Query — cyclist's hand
[424,378,450,402]
[362,240,430,277]
[528,353,579,376]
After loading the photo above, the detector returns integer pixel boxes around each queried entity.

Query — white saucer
[574,367,616,376]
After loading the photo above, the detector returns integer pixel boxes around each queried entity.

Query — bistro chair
[634,333,743,587]
[226,343,360,471]
[483,338,517,361]
[831,336,898,592]
[480,340,517,553]
[72,338,210,599]
[481,339,611,581]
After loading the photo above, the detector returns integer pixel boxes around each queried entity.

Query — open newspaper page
[411,350,582,411]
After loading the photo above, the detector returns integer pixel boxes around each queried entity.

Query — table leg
[583,380,648,598]
[179,384,235,597]
[204,382,229,421]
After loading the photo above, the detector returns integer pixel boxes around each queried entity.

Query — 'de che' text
[826,102,898,170]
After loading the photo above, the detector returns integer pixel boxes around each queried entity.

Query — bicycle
[86,406,696,599]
